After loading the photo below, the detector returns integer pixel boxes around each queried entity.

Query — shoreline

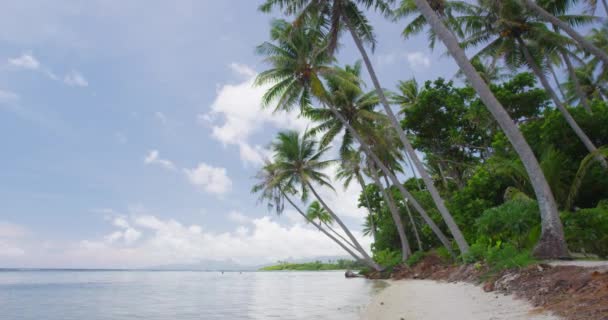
[361,279,558,320]
[361,254,608,320]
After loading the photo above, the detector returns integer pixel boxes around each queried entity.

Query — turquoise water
[0,271,384,319]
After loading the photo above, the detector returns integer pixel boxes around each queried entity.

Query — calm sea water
[0,271,386,320]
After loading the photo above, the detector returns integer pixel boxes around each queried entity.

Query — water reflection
[0,271,384,320]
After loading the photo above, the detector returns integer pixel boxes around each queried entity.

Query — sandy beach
[361,280,559,320]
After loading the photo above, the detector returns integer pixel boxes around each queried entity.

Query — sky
[0,0,547,268]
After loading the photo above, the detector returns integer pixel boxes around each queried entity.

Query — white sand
[361,280,560,320]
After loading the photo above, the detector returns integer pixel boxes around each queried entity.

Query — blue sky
[3,0,594,268]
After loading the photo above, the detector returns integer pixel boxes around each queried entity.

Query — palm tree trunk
[517,37,607,169]
[413,0,568,259]
[305,181,382,270]
[323,102,455,256]
[380,172,423,252]
[323,221,360,252]
[548,63,566,101]
[282,190,367,266]
[436,161,450,190]
[403,197,424,251]
[523,0,608,66]
[355,172,377,242]
[562,51,592,113]
[368,161,412,260]
[344,16,470,255]
[405,152,423,191]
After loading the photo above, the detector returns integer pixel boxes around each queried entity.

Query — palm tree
[252,160,366,264]
[336,150,378,241]
[563,64,608,103]
[453,0,605,167]
[366,158,413,259]
[307,62,416,252]
[271,130,382,270]
[522,0,608,66]
[306,201,360,250]
[260,0,470,255]
[255,17,455,255]
[403,0,569,258]
[586,23,608,83]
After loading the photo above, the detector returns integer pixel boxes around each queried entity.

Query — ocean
[0,270,385,319]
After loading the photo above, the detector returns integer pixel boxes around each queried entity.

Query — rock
[483,281,495,292]
[345,270,360,278]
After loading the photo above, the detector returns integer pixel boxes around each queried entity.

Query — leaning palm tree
[521,0,608,66]
[252,160,367,265]
[306,201,359,250]
[366,157,413,259]
[402,0,569,258]
[336,150,378,242]
[255,17,455,255]
[271,130,382,270]
[563,64,608,103]
[454,0,605,167]
[260,0,470,255]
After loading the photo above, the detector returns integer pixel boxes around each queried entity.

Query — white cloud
[202,63,309,166]
[316,163,368,220]
[229,62,256,78]
[184,163,232,195]
[0,89,19,104]
[64,70,88,87]
[104,217,141,245]
[0,241,25,257]
[144,150,176,171]
[0,221,29,238]
[8,53,40,70]
[227,211,251,225]
[0,222,28,257]
[67,213,370,267]
[375,51,432,70]
[8,53,89,87]
[406,51,431,69]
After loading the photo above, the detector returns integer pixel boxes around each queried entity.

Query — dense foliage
[253,0,608,271]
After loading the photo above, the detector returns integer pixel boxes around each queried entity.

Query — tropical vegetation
[251,0,608,272]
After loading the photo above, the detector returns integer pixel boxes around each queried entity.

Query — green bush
[462,242,535,271]
[374,249,402,269]
[562,206,608,258]
[406,251,426,266]
[475,196,540,249]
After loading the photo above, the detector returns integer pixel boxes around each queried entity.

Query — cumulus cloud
[183,162,232,195]
[405,51,431,69]
[144,150,176,171]
[201,63,309,166]
[67,213,370,267]
[63,70,88,87]
[374,50,432,70]
[227,211,251,224]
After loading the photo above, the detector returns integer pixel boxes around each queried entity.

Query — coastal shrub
[405,251,426,267]
[462,242,535,271]
[374,249,401,269]
[562,206,608,258]
[475,196,540,249]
